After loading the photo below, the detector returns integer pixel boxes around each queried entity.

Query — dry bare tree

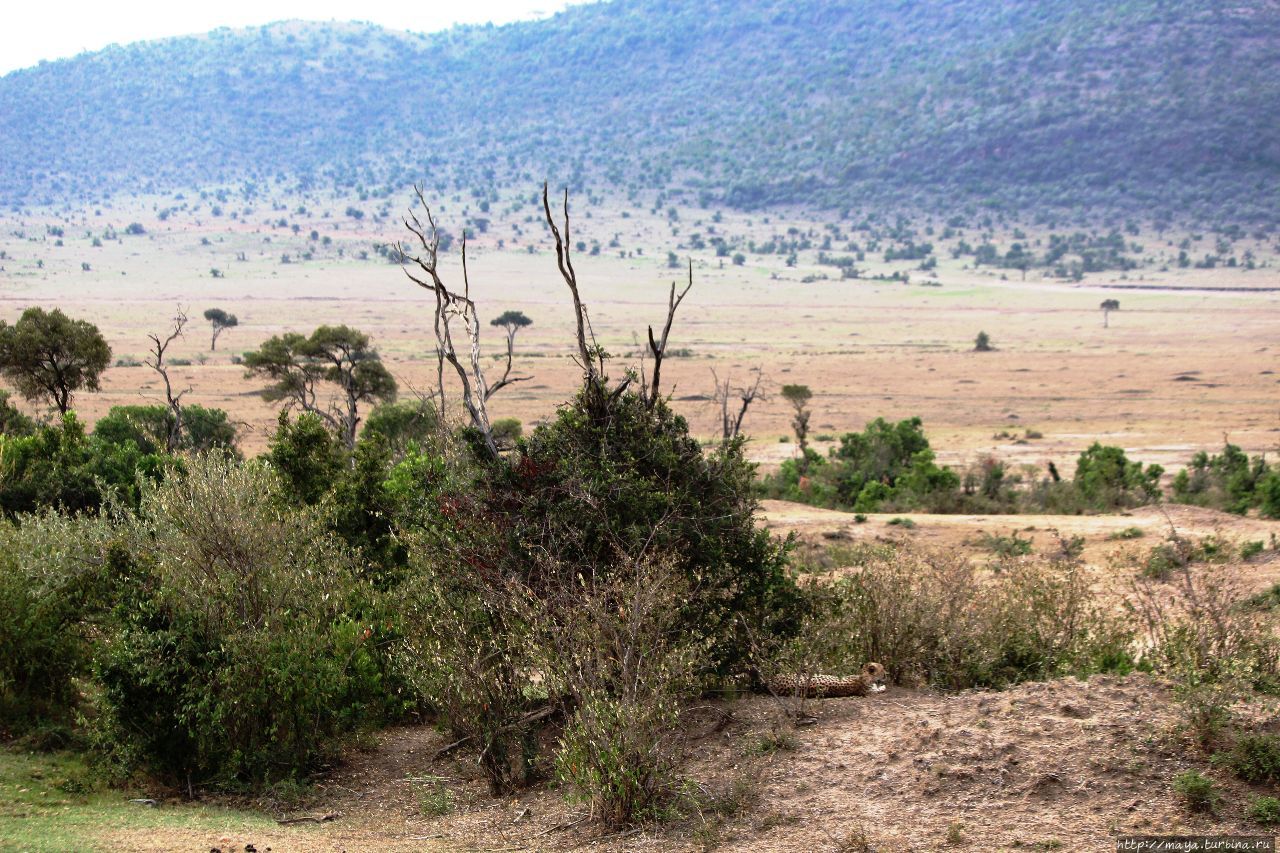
[711,366,765,441]
[145,306,190,452]
[400,186,531,458]
[640,264,692,410]
[400,183,692,455]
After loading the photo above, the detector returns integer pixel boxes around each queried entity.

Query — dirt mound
[109,674,1269,852]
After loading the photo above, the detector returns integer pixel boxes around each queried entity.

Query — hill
[1,0,1278,222]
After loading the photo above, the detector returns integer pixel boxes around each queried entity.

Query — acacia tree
[488,310,534,396]
[145,307,190,452]
[781,383,813,473]
[203,308,239,351]
[0,307,111,414]
[242,325,396,449]
[1100,298,1120,328]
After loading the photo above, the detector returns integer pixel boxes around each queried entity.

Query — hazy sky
[0,0,577,75]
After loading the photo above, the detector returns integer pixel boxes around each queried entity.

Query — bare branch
[144,306,190,452]
[643,261,693,409]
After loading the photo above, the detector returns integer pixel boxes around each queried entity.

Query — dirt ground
[100,676,1272,853]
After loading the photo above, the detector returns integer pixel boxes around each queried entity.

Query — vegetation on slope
[2,0,1278,221]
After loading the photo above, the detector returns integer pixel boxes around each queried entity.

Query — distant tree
[974,331,993,351]
[1100,298,1120,328]
[243,325,397,449]
[0,307,111,414]
[487,310,534,397]
[203,308,238,351]
[781,383,814,473]
[124,223,146,235]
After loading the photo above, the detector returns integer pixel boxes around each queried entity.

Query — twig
[276,812,339,825]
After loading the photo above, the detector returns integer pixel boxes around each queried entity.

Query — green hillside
[1,0,1277,221]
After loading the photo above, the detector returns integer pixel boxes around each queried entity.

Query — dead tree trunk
[712,367,764,440]
[401,187,523,459]
[642,262,693,410]
[145,307,190,453]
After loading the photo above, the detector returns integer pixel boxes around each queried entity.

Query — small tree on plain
[203,308,238,351]
[1100,299,1120,328]
[0,307,111,414]
[781,383,814,473]
[974,331,993,352]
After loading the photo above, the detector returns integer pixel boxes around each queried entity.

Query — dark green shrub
[93,404,237,455]
[490,417,522,447]
[1172,770,1220,814]
[91,455,389,790]
[266,411,347,505]
[1172,444,1270,515]
[1241,540,1265,560]
[512,388,803,676]
[1074,443,1162,508]
[0,391,33,437]
[0,414,165,516]
[361,399,441,459]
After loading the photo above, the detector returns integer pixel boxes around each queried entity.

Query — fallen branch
[276,812,340,825]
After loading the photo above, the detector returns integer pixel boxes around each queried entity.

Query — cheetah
[768,662,887,698]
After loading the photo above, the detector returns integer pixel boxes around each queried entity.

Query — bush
[93,404,237,455]
[1226,733,1280,785]
[546,558,703,827]
[1173,770,1220,814]
[266,411,347,505]
[796,543,1132,690]
[1247,795,1280,825]
[0,514,113,736]
[0,414,165,516]
[0,391,33,437]
[90,455,390,790]
[1074,443,1162,508]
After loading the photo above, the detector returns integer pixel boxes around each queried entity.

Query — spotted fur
[768,662,887,698]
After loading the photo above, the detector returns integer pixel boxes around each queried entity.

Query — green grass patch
[0,748,283,852]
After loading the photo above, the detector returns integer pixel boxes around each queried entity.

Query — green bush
[94,404,238,455]
[1226,733,1280,785]
[0,414,165,516]
[0,391,33,437]
[1171,443,1270,515]
[0,514,114,736]
[266,411,347,505]
[90,455,390,790]
[1247,795,1280,825]
[1172,770,1220,814]
[1074,443,1162,508]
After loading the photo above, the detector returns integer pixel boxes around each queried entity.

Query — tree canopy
[0,308,111,414]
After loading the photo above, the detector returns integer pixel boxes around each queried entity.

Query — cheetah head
[863,662,887,693]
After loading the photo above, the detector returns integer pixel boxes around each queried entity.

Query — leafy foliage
[0,308,111,414]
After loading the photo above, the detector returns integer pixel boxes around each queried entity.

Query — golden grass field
[1,191,1277,479]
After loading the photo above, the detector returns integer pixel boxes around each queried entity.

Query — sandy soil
[100,676,1274,852]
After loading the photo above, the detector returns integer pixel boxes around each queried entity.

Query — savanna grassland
[3,190,1277,472]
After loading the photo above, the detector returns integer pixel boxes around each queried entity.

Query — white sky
[0,0,577,75]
